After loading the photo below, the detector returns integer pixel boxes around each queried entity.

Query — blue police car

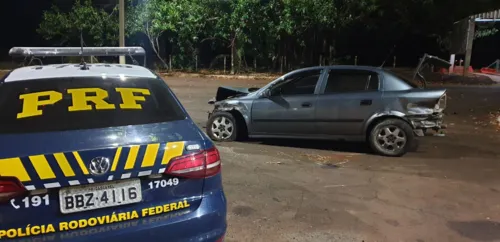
[0,47,227,241]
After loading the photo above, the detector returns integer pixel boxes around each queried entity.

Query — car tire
[368,119,415,157]
[206,112,238,142]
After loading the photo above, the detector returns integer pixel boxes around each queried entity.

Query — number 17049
[148,178,179,189]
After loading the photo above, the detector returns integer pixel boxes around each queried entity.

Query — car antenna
[379,44,396,68]
[79,29,89,70]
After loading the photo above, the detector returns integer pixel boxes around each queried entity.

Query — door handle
[301,102,312,108]
[360,99,372,106]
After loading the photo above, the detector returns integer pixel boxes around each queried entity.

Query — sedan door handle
[360,99,372,106]
[301,102,312,108]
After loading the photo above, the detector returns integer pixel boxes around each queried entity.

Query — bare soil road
[165,76,500,242]
[1,69,499,242]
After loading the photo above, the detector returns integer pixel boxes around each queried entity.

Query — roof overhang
[473,9,500,22]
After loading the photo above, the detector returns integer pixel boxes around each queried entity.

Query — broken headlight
[434,94,447,111]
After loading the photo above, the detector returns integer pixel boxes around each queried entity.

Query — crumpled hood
[213,86,260,102]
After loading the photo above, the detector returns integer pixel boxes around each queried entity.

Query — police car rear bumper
[9,189,227,242]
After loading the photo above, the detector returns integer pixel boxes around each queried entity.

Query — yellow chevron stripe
[161,142,185,165]
[53,153,75,177]
[29,155,56,180]
[72,152,89,175]
[111,147,122,172]
[141,143,160,168]
[0,157,31,182]
[124,145,140,170]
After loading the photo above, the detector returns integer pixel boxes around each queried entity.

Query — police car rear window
[0,76,186,134]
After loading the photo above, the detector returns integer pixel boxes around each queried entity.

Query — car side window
[273,69,322,96]
[324,70,379,94]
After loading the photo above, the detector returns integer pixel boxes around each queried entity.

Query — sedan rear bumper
[409,112,445,136]
[9,190,227,242]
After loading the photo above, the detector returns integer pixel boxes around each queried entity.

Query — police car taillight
[0,177,27,202]
[165,147,221,179]
[216,234,225,242]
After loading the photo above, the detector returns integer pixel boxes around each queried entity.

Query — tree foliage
[37,0,118,47]
[127,0,212,68]
[38,0,500,71]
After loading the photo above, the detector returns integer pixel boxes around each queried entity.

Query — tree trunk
[280,56,283,73]
[331,39,336,65]
[323,38,327,65]
[293,47,298,67]
[230,42,235,75]
[152,47,168,69]
[311,31,316,65]
[149,36,168,69]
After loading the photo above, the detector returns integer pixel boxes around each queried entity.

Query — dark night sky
[0,0,498,67]
[0,0,53,60]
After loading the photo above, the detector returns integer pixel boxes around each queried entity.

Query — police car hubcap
[211,116,233,139]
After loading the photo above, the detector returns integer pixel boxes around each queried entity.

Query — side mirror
[261,89,272,98]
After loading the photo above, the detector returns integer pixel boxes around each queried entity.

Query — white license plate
[59,179,142,214]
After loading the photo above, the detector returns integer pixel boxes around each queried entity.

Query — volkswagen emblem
[88,157,111,176]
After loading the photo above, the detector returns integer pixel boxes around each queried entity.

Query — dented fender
[365,89,447,136]
[208,99,253,129]
[364,111,413,131]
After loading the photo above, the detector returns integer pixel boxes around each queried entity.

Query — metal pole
[463,17,475,76]
[449,54,456,74]
[119,0,126,64]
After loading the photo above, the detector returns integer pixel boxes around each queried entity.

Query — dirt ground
[164,76,500,242]
[1,68,499,241]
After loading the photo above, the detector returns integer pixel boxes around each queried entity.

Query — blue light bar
[475,18,500,22]
[8,47,146,57]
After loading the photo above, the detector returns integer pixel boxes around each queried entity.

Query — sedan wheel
[206,112,238,142]
[375,125,407,154]
[368,118,415,157]
[211,116,234,140]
